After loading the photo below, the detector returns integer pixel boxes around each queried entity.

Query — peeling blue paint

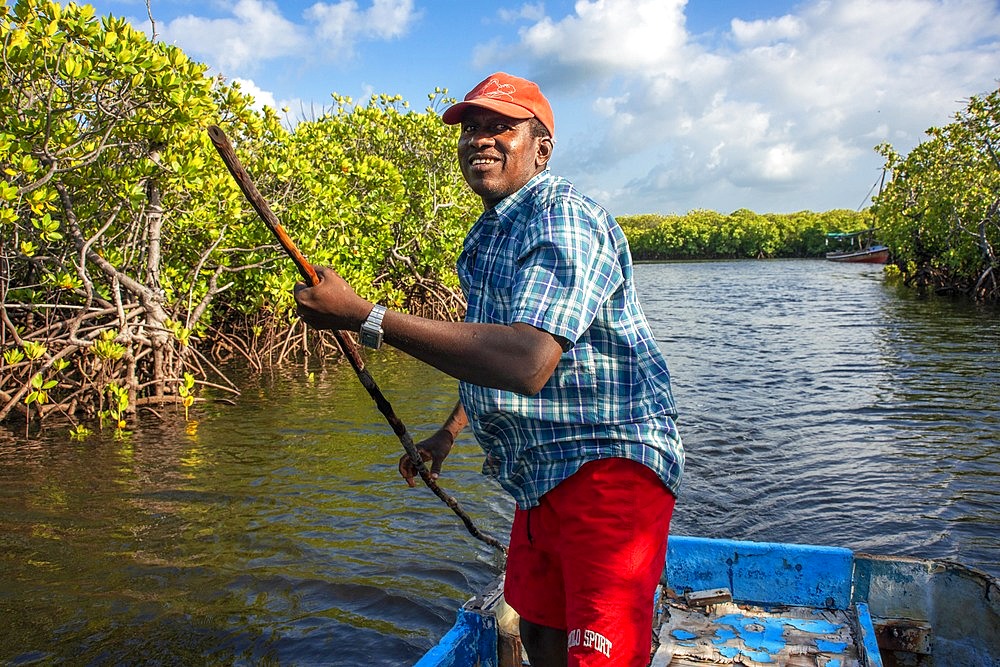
[783,617,843,634]
[667,536,854,608]
[853,602,885,667]
[741,647,774,662]
[714,614,790,653]
[413,607,497,667]
[716,644,773,663]
[419,535,999,667]
[817,639,848,652]
[712,627,737,643]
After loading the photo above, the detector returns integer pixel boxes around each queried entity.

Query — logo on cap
[441,72,555,137]
[481,78,517,102]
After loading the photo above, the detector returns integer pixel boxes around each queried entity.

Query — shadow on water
[1,259,997,665]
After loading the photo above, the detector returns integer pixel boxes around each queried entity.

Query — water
[1,259,997,665]
[649,261,999,568]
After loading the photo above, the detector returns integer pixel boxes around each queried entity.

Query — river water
[1,260,997,665]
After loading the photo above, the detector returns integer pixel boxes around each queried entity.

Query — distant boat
[825,229,890,264]
[415,535,1000,666]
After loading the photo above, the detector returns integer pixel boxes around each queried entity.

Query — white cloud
[306,0,417,58]
[730,14,804,46]
[161,0,304,72]
[368,0,417,38]
[306,2,357,54]
[232,78,277,111]
[476,0,695,87]
[498,3,547,23]
[499,0,1000,214]
[158,0,417,76]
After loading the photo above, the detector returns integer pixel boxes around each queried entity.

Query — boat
[825,229,890,264]
[415,535,1000,666]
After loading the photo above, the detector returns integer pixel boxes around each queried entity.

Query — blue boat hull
[416,535,1000,666]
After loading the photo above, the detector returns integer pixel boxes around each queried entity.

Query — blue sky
[75,0,1000,216]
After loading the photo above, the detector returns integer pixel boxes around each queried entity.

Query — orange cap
[442,72,554,137]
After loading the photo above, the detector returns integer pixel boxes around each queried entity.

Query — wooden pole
[207,125,506,554]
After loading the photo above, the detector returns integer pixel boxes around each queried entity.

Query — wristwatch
[359,304,387,349]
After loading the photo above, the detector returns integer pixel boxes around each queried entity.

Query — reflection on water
[0,259,997,665]
[0,366,506,666]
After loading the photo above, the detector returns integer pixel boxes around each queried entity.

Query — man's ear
[536,136,553,168]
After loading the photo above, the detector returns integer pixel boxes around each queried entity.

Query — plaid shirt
[457,170,684,508]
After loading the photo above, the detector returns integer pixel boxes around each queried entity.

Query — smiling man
[294,72,684,666]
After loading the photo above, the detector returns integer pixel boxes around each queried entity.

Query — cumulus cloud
[730,15,804,46]
[498,3,547,23]
[307,0,417,58]
[161,0,304,72]
[480,0,691,85]
[521,0,687,71]
[497,0,1000,214]
[159,0,417,75]
[232,78,277,111]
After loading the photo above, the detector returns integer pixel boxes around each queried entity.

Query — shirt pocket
[538,343,600,424]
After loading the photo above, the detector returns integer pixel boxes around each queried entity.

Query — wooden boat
[415,535,1000,666]
[827,244,890,264]
[825,229,890,264]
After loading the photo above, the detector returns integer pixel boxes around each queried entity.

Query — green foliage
[68,423,92,440]
[164,318,191,347]
[619,208,869,260]
[99,381,129,431]
[24,370,57,405]
[21,340,45,360]
[1,0,217,288]
[215,92,477,319]
[177,371,195,420]
[1,0,476,426]
[91,330,125,361]
[872,86,1000,300]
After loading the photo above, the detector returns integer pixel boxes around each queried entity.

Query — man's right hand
[294,266,371,332]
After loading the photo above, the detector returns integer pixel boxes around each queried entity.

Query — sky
[72,0,1000,216]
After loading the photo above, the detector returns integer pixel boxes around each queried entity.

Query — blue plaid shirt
[457,170,684,508]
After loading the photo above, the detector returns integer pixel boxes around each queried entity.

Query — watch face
[360,305,385,349]
[360,326,381,349]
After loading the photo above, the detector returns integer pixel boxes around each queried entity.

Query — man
[294,72,684,666]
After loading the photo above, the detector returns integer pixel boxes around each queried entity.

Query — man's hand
[399,428,455,487]
[293,266,371,331]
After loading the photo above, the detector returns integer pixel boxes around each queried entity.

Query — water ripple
[0,259,996,665]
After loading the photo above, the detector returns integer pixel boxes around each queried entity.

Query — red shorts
[504,457,675,667]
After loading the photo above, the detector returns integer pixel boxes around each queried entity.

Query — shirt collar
[482,169,551,229]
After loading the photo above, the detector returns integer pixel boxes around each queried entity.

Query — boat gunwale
[415,535,1000,666]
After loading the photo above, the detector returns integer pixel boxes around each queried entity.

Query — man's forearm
[441,401,468,441]
[380,309,562,395]
[294,267,561,393]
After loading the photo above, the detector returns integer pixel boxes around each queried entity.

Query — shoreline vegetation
[2,0,998,434]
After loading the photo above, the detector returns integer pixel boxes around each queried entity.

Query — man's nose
[468,130,496,146]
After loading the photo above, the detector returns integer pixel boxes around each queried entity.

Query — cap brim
[441,98,535,125]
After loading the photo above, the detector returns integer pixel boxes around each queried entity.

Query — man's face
[457,108,551,209]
